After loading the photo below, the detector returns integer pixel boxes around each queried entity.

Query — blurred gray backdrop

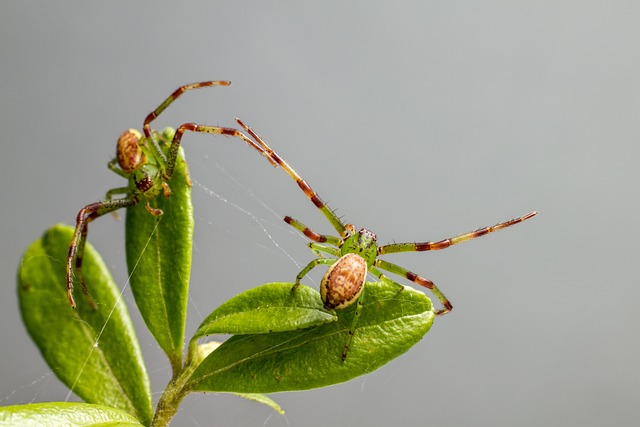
[2,2,639,426]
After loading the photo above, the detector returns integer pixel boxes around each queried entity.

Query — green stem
[150,351,199,427]
[150,342,212,426]
[150,380,185,427]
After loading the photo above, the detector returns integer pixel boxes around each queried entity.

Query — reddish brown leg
[143,81,231,138]
[67,198,136,308]
[378,211,538,255]
[371,261,453,315]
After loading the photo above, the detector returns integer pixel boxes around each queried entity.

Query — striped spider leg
[236,118,537,360]
[66,81,274,308]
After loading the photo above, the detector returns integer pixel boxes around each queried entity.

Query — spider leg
[378,211,538,255]
[308,242,341,258]
[161,123,275,182]
[108,158,129,178]
[293,257,335,290]
[67,197,137,308]
[368,266,404,290]
[342,289,365,361]
[105,186,131,220]
[372,259,453,315]
[142,81,231,138]
[236,118,348,238]
[105,187,130,200]
[284,215,342,246]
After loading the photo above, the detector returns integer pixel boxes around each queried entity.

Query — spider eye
[359,228,377,241]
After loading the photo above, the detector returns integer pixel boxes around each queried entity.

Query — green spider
[66,81,275,308]
[235,118,537,360]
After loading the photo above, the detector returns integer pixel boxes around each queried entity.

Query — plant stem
[150,379,185,427]
[150,351,199,427]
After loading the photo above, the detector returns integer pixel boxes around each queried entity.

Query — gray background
[2,2,638,426]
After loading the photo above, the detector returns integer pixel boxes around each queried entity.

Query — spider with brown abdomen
[66,81,276,308]
[235,118,537,360]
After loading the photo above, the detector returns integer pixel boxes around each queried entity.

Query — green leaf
[125,130,193,371]
[17,225,153,424]
[191,283,337,342]
[0,402,143,426]
[184,282,434,393]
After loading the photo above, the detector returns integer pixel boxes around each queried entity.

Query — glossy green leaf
[0,402,143,426]
[17,225,153,424]
[125,129,193,371]
[184,281,434,393]
[191,283,337,343]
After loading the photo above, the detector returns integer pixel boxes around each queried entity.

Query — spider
[235,118,537,360]
[66,81,276,308]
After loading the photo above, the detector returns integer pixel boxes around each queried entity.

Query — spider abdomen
[117,129,146,172]
[321,253,367,310]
